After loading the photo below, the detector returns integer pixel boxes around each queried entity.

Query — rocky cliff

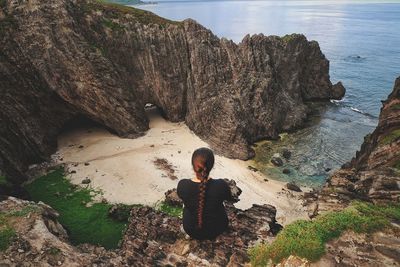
[0,195,281,266]
[313,77,400,214]
[0,0,344,186]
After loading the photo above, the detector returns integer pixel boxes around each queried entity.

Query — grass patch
[393,160,400,170]
[0,176,10,187]
[85,0,180,26]
[389,103,400,110]
[281,34,300,43]
[157,202,183,218]
[24,168,129,249]
[101,18,125,31]
[379,129,400,146]
[7,205,40,217]
[249,201,400,265]
[0,227,16,251]
[0,213,16,251]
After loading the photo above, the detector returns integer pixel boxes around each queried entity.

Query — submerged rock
[286,182,302,192]
[0,0,345,185]
[271,157,284,167]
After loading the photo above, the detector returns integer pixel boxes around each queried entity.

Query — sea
[134,0,400,187]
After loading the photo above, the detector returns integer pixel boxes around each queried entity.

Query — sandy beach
[55,107,309,225]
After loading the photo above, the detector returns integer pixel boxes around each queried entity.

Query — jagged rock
[296,77,400,267]
[120,203,281,266]
[315,77,400,213]
[0,0,344,185]
[282,149,292,160]
[0,196,281,266]
[271,157,284,167]
[223,178,242,203]
[286,182,302,192]
[164,188,183,207]
[331,81,346,100]
[316,230,400,267]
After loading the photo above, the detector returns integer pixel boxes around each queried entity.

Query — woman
[177,147,232,240]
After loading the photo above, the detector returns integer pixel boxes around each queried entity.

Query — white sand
[55,107,308,224]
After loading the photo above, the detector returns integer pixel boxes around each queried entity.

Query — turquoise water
[135,0,400,186]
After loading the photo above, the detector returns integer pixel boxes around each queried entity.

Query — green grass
[0,213,16,251]
[379,129,400,145]
[101,18,125,31]
[249,201,400,265]
[0,227,16,251]
[390,103,400,110]
[281,34,300,43]
[0,176,9,186]
[85,0,180,26]
[157,202,183,218]
[393,160,400,170]
[24,169,129,249]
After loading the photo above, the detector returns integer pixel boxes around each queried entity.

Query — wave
[329,100,378,119]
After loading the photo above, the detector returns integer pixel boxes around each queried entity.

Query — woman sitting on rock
[177,147,232,240]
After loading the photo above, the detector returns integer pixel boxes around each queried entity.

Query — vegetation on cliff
[24,169,131,249]
[249,201,400,265]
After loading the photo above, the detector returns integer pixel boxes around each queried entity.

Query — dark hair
[191,147,215,229]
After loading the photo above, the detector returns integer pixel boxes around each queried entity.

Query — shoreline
[54,107,309,225]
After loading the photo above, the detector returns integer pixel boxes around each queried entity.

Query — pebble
[18,249,24,253]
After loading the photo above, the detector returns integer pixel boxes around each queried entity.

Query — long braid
[197,177,207,228]
[191,148,214,229]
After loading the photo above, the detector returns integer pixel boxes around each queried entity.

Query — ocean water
[135,0,400,186]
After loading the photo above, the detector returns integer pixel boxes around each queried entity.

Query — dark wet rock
[84,163,90,166]
[282,168,291,174]
[325,167,331,172]
[108,204,132,222]
[271,157,284,167]
[331,81,346,100]
[286,182,302,192]
[281,149,292,160]
[247,165,259,172]
[0,0,344,185]
[81,178,91,184]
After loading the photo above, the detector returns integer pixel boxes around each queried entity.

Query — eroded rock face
[0,0,343,184]
[315,77,400,213]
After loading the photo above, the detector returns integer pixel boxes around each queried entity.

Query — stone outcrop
[0,0,344,185]
[314,77,400,213]
[0,192,281,266]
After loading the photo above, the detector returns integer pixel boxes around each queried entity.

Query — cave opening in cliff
[144,103,167,122]
[58,114,116,136]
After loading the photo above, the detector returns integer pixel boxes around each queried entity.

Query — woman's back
[177,178,231,240]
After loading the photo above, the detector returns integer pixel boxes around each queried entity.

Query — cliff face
[315,77,400,213]
[0,0,344,184]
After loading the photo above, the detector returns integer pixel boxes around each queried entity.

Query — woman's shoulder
[210,178,229,186]
[178,178,192,187]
